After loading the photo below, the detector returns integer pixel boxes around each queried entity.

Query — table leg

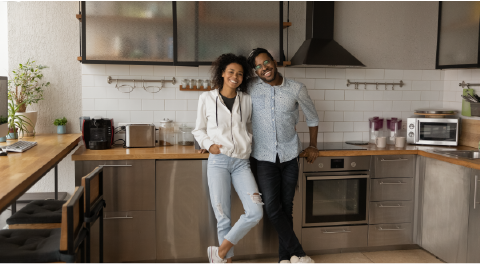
[54,165,58,200]
[11,201,16,214]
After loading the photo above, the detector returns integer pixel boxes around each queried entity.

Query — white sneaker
[280,260,291,263]
[207,246,226,263]
[290,255,314,263]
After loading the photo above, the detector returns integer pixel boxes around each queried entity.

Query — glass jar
[177,124,194,146]
[159,118,175,146]
[368,117,384,144]
[386,118,402,145]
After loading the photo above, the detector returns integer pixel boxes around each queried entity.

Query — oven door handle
[306,175,369,180]
[380,158,408,162]
[322,229,351,234]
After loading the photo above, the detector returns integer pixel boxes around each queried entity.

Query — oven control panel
[303,156,371,172]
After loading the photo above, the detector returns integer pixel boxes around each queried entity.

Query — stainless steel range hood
[290,2,365,68]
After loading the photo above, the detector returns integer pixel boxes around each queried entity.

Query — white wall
[284,1,439,69]
[8,2,82,196]
[0,1,8,76]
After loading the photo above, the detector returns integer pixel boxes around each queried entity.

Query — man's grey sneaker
[280,260,291,263]
[290,255,314,263]
[207,246,226,263]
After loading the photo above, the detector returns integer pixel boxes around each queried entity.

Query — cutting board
[459,119,480,148]
[461,89,475,116]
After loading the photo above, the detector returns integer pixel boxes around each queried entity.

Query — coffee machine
[82,118,114,150]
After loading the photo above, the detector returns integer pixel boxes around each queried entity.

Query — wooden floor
[238,249,443,263]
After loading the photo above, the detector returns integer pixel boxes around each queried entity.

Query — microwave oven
[406,116,460,146]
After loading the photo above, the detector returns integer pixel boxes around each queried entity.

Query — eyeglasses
[254,60,271,71]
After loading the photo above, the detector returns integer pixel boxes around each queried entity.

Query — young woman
[193,53,263,263]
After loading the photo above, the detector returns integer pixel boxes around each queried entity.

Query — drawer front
[370,178,414,201]
[368,223,413,246]
[89,211,156,262]
[369,201,413,224]
[75,160,155,212]
[374,155,415,178]
[302,225,368,251]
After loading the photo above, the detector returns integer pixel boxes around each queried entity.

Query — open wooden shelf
[283,22,292,29]
[76,14,81,21]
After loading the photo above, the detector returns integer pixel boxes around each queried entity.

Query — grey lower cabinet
[155,160,278,262]
[75,160,156,263]
[467,169,480,262]
[421,158,470,263]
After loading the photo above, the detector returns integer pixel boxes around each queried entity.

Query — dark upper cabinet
[81,1,283,66]
[436,2,480,69]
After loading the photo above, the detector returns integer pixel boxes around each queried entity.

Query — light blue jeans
[207,154,264,259]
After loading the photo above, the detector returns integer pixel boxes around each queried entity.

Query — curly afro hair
[211,53,253,94]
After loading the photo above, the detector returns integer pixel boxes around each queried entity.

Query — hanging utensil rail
[459,81,480,88]
[107,76,176,85]
[346,80,404,90]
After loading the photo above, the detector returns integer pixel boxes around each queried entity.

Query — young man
[247,48,319,263]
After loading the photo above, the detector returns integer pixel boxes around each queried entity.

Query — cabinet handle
[381,158,408,162]
[379,181,406,185]
[104,213,133,220]
[475,175,478,209]
[377,226,404,231]
[378,204,404,208]
[101,165,132,167]
[322,229,351,234]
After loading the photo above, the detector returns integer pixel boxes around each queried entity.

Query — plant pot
[15,111,37,136]
[0,136,6,142]
[57,125,66,134]
[7,128,18,139]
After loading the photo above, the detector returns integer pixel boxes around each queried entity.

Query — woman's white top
[192,89,253,159]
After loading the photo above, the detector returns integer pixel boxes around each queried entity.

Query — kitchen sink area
[433,150,480,159]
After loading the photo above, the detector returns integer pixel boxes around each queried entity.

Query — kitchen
[1,1,479,263]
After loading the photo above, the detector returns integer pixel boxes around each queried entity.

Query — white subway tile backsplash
[346,69,366,80]
[106,65,130,76]
[118,99,142,110]
[364,91,383,101]
[343,132,363,141]
[324,132,343,142]
[392,101,411,111]
[345,90,364,101]
[83,87,106,99]
[131,111,154,123]
[154,66,176,76]
[384,70,403,79]
[363,111,379,120]
[316,133,324,142]
[154,88,176,100]
[82,75,95,87]
[95,99,118,111]
[315,101,335,111]
[422,70,441,80]
[365,69,384,79]
[106,111,131,125]
[374,101,392,111]
[299,110,305,122]
[326,68,346,79]
[296,78,315,90]
[176,111,198,123]
[82,99,95,110]
[335,101,354,111]
[129,87,155,99]
[382,112,402,119]
[188,100,199,111]
[306,68,325,78]
[354,122,369,132]
[430,81,444,90]
[154,111,176,122]
[296,122,309,133]
[324,111,344,121]
[94,75,109,87]
[382,91,402,101]
[412,81,430,90]
[443,91,456,102]
[403,70,423,80]
[315,79,335,89]
[325,90,344,100]
[318,122,334,132]
[176,89,199,100]
[411,101,429,111]
[285,67,305,78]
[355,101,374,111]
[335,79,350,89]
[458,69,472,81]
[307,90,325,100]
[106,87,130,99]
[429,101,443,108]
[197,66,212,77]
[402,91,421,101]
[444,70,458,80]
[344,111,363,121]
[82,64,105,75]
[316,111,324,122]
[142,100,164,111]
[472,69,480,80]
[176,66,199,76]
[83,111,107,118]
[130,65,154,76]
[165,100,187,110]
[421,91,440,101]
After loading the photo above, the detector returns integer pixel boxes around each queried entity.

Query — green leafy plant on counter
[8,101,34,137]
[8,58,50,112]
[53,117,68,126]
[0,115,7,125]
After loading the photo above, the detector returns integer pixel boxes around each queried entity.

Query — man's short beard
[259,68,277,83]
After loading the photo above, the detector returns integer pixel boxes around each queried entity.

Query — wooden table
[0,134,81,213]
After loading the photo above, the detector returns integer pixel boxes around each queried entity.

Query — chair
[0,186,87,262]
[81,166,106,263]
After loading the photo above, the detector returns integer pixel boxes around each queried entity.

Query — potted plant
[0,115,7,142]
[7,101,33,139]
[8,59,50,136]
[53,117,67,134]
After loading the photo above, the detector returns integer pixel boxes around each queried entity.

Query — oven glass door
[305,177,367,224]
[418,121,457,142]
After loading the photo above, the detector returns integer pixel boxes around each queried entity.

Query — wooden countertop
[0,134,81,213]
[72,142,480,170]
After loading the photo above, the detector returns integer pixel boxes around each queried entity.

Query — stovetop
[302,142,369,151]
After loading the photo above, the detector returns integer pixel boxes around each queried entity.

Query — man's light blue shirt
[249,75,319,163]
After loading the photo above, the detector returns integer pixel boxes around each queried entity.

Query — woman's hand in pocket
[209,144,222,154]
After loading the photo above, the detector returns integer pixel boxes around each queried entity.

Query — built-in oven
[302,156,371,227]
[406,116,460,146]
